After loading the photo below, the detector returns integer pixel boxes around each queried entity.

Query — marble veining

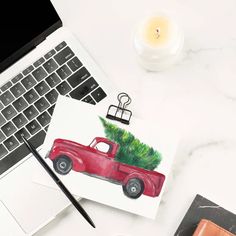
[198,205,220,209]
[187,141,224,157]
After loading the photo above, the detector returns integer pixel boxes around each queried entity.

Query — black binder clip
[106,93,132,125]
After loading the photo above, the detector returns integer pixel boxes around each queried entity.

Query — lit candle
[134,13,184,71]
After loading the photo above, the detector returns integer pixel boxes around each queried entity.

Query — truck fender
[53,148,86,172]
[123,172,156,196]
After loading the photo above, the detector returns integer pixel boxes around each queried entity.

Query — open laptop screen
[0,1,62,73]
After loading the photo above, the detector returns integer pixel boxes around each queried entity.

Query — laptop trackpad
[0,157,70,234]
[0,200,25,236]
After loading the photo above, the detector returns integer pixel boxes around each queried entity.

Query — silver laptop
[0,1,111,235]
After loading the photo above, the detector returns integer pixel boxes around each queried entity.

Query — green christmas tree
[99,117,162,170]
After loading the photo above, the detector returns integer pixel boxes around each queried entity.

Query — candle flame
[156,28,160,39]
[143,16,170,47]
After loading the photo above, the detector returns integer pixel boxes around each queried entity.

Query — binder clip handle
[117,92,132,109]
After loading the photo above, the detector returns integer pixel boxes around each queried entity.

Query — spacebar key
[0,130,46,175]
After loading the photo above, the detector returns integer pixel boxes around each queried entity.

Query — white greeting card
[34,96,178,219]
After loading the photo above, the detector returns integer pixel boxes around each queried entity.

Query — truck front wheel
[122,178,144,199]
[53,156,72,175]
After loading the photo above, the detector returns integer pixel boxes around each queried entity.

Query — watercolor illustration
[47,118,165,199]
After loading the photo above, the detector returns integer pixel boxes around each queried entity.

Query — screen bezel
[0,16,62,73]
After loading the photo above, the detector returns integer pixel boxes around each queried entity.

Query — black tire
[122,178,144,199]
[53,156,72,175]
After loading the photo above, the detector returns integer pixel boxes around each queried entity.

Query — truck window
[94,142,111,153]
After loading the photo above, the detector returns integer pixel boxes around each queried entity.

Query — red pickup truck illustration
[48,137,165,199]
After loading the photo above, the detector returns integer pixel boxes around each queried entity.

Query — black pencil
[21,136,95,228]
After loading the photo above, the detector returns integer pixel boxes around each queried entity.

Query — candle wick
[156,28,160,39]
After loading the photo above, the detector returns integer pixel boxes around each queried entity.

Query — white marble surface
[35,0,236,235]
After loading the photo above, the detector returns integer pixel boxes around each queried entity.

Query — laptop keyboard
[0,41,107,175]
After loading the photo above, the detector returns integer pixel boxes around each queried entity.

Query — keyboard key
[91,87,107,102]
[12,97,28,112]
[37,112,51,127]
[2,105,17,120]
[44,49,56,60]
[0,102,4,110]
[54,47,74,66]
[4,136,19,151]
[55,41,67,51]
[70,77,98,100]
[23,106,39,120]
[21,75,37,90]
[23,65,34,76]
[0,145,8,159]
[0,130,6,142]
[0,130,46,174]
[45,73,61,88]
[67,57,82,72]
[82,95,96,105]
[2,122,16,137]
[0,91,15,106]
[67,67,90,88]
[45,89,58,104]
[12,113,28,128]
[33,57,45,68]
[56,65,72,80]
[45,125,49,132]
[34,97,50,112]
[12,73,23,84]
[43,58,58,74]
[32,67,47,82]
[56,81,71,95]
[0,114,6,126]
[24,89,39,104]
[10,83,26,98]
[35,81,50,96]
[26,120,41,135]
[48,105,55,116]
[1,81,12,92]
[15,128,30,143]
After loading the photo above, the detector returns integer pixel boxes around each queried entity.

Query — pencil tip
[88,218,96,228]
[89,220,96,228]
[83,211,95,228]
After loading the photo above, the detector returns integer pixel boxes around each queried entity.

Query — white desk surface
[35,0,236,235]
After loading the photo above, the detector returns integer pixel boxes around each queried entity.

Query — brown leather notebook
[193,219,235,236]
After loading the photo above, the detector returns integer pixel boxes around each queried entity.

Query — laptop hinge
[34,37,46,48]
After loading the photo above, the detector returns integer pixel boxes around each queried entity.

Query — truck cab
[49,137,120,178]
[88,137,119,159]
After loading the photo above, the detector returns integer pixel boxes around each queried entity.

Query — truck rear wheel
[53,156,72,175]
[122,178,144,199]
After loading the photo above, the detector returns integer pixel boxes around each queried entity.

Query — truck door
[87,141,114,178]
